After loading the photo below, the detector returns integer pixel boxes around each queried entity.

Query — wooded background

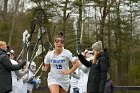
[0,0,140,92]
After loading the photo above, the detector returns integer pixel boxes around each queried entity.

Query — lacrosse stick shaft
[28,41,39,69]
[17,48,24,60]
[76,31,78,53]
[34,62,43,76]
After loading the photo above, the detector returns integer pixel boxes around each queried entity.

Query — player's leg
[49,84,59,93]
[59,86,67,93]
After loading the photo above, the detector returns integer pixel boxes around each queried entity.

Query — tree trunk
[95,7,98,41]
[4,0,8,13]
[62,0,69,37]
[8,0,20,46]
[78,0,82,50]
[99,0,108,48]
[115,0,123,85]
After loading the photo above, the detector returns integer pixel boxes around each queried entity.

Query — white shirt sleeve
[11,59,18,65]
[44,51,51,64]
[66,50,76,63]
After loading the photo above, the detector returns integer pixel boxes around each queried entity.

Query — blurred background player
[70,68,80,93]
[27,61,41,93]
[78,48,93,93]
[7,49,29,93]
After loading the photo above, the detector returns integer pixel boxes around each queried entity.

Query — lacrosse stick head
[22,30,28,43]
[37,27,46,39]
[26,34,30,43]
[35,45,45,57]
[44,42,54,51]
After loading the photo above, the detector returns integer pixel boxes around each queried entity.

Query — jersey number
[56,64,62,69]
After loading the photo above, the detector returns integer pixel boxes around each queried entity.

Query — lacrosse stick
[26,9,53,89]
[28,29,45,62]
[33,45,45,62]
[34,62,43,76]
[28,28,46,69]
[33,42,54,80]
[17,30,30,61]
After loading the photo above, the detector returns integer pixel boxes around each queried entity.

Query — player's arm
[62,59,80,75]
[15,69,29,77]
[69,59,80,74]
[42,52,50,72]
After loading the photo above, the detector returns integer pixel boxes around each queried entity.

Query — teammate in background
[70,68,80,93]
[27,61,40,93]
[42,32,80,93]
[78,49,93,93]
[7,49,29,93]
[19,66,28,93]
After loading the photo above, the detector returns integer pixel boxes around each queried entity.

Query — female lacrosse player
[42,32,80,93]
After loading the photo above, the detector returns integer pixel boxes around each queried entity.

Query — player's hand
[42,66,47,72]
[24,68,29,73]
[61,70,70,75]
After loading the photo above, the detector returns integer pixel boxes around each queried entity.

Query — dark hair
[54,32,65,40]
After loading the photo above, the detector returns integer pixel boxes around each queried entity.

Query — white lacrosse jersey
[21,73,28,93]
[10,59,19,93]
[27,70,34,91]
[44,49,76,91]
[70,68,79,93]
[78,58,91,93]
[11,59,18,85]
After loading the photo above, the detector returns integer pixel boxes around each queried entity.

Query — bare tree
[4,0,8,13]
[8,0,20,46]
[62,0,70,36]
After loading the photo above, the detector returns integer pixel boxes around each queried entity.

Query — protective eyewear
[55,39,64,44]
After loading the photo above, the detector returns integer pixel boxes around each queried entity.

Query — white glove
[35,76,41,88]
